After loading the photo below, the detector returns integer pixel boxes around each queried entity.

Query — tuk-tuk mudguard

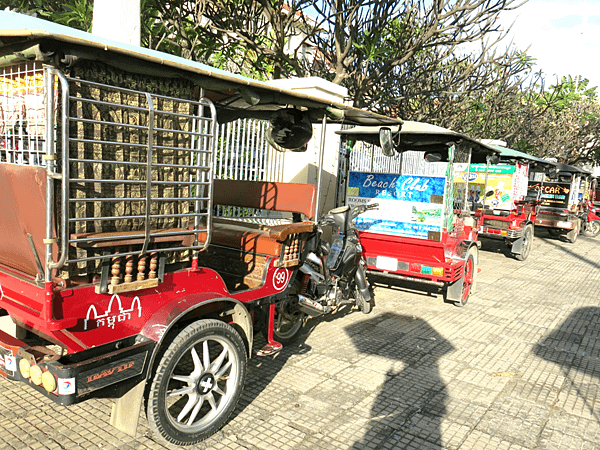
[140,294,254,359]
[509,221,533,254]
[446,277,463,302]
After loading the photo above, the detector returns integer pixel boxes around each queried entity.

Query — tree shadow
[533,306,600,423]
[344,312,455,449]
[223,306,358,438]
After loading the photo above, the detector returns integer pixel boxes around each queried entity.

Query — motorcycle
[270,203,378,344]
[582,199,600,237]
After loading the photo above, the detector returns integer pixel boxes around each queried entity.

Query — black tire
[455,251,475,307]
[146,319,247,446]
[515,224,534,261]
[583,219,600,237]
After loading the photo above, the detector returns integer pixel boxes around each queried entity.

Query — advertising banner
[528,181,571,208]
[457,164,514,210]
[346,172,446,240]
[453,163,528,211]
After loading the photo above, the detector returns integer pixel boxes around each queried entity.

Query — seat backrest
[212,179,317,220]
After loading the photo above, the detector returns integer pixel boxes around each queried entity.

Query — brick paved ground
[1,228,599,449]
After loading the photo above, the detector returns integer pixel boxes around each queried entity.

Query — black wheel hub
[196,373,216,395]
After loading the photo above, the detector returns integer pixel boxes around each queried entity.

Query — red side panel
[359,231,447,265]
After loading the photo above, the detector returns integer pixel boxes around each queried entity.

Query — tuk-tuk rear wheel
[146,319,247,446]
[456,251,476,307]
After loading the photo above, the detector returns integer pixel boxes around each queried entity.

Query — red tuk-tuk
[474,145,556,261]
[582,176,600,236]
[0,12,401,446]
[529,163,591,243]
[337,121,500,307]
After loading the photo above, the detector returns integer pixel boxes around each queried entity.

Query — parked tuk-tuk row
[0,11,598,447]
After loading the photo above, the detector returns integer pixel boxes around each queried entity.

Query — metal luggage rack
[46,68,216,289]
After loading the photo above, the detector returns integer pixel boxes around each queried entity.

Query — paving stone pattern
[1,229,599,449]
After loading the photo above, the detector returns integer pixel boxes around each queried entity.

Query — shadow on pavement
[367,272,444,301]
[344,312,455,449]
[477,236,518,259]
[533,307,600,423]
[536,232,600,270]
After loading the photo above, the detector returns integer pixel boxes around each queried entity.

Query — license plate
[376,256,398,271]
[557,221,572,228]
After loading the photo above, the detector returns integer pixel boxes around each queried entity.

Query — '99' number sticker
[273,268,290,291]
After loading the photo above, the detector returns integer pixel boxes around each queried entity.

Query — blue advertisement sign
[347,172,446,240]
[347,172,445,202]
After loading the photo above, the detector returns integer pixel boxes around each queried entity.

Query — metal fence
[348,140,447,176]
[215,118,284,182]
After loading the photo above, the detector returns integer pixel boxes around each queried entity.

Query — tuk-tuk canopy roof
[487,144,556,168]
[555,162,591,175]
[337,121,500,156]
[0,11,402,127]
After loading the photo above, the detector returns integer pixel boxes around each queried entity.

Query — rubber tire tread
[146,319,247,446]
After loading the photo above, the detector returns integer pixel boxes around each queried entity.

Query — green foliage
[5,0,600,165]
[538,76,598,111]
[4,0,92,31]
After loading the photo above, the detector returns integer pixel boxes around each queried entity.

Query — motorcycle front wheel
[583,219,600,237]
[262,280,306,345]
[272,297,306,345]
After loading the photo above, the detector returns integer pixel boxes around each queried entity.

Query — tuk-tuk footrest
[255,341,283,357]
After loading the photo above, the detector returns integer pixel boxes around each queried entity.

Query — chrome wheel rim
[164,336,238,433]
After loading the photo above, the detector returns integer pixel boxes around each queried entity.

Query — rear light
[30,365,43,386]
[42,371,57,393]
[409,263,421,272]
[19,359,31,379]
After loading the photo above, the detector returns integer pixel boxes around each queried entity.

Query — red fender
[140,291,254,363]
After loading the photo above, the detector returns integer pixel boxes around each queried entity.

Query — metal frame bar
[41,72,217,268]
